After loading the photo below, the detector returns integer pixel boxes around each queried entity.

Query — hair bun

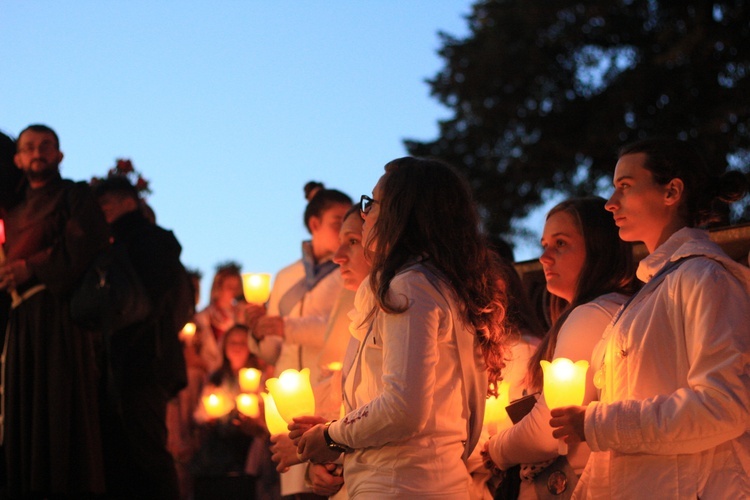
[304,181,325,201]
[716,170,749,203]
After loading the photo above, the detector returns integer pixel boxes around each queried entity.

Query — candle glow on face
[242,272,272,304]
[265,368,316,423]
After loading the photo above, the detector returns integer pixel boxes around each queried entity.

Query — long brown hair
[366,157,510,395]
[527,196,638,391]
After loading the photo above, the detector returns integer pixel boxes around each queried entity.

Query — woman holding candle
[550,138,750,498]
[191,324,277,499]
[482,196,637,499]
[293,157,510,499]
[255,182,351,498]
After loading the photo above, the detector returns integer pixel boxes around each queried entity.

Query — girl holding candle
[482,196,637,499]
[550,138,750,498]
[293,157,510,499]
[255,182,351,498]
[191,324,277,499]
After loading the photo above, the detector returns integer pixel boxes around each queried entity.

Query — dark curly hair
[365,156,511,395]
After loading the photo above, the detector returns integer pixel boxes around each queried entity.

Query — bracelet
[323,421,350,454]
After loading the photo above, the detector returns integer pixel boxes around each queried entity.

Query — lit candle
[483,381,511,435]
[265,368,315,423]
[325,361,343,372]
[241,272,272,304]
[202,391,234,419]
[261,392,290,436]
[540,358,589,455]
[239,367,262,393]
[179,322,196,343]
[0,219,22,305]
[236,393,261,418]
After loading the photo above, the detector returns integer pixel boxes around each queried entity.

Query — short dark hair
[619,138,748,227]
[91,175,140,202]
[18,124,60,149]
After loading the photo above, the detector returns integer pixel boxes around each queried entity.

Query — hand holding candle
[541,358,588,455]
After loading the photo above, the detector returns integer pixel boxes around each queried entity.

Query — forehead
[543,210,580,236]
[614,152,652,181]
[18,130,57,146]
[339,212,363,235]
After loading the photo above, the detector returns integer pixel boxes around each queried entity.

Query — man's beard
[25,161,59,184]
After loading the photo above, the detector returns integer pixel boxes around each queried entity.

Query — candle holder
[239,367,262,393]
[483,381,511,435]
[241,272,272,304]
[265,368,316,423]
[540,358,588,455]
[236,393,261,418]
[261,392,290,436]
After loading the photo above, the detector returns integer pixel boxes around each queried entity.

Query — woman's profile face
[310,202,350,258]
[539,210,586,303]
[333,212,371,291]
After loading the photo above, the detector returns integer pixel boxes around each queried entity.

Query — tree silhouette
[406,0,750,245]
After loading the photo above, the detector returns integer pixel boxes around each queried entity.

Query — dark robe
[1,175,110,497]
[99,208,185,500]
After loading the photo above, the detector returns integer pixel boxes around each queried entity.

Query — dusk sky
[2,1,547,306]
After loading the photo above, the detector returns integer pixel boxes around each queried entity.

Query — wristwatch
[323,421,349,454]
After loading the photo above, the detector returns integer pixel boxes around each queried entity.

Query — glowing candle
[236,393,261,418]
[265,368,315,423]
[239,367,262,393]
[483,381,511,435]
[0,219,22,305]
[261,392,290,436]
[179,322,196,343]
[202,391,234,419]
[541,358,589,455]
[325,361,343,372]
[242,272,272,304]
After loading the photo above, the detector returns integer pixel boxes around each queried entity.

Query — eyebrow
[613,175,634,184]
[540,231,571,242]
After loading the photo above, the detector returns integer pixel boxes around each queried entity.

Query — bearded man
[0,124,110,497]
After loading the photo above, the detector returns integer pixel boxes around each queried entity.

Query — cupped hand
[549,405,587,444]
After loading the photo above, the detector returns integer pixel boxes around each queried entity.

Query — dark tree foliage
[406,0,750,244]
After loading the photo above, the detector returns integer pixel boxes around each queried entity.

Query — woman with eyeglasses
[291,157,510,499]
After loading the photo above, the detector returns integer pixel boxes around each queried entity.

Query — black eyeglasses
[359,195,378,215]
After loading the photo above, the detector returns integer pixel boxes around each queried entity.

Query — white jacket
[257,253,343,383]
[486,293,625,499]
[577,228,750,499]
[328,264,486,499]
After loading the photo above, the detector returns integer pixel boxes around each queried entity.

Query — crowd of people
[0,123,749,500]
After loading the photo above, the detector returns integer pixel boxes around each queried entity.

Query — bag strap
[277,259,338,317]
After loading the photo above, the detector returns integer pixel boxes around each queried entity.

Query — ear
[56,151,64,164]
[308,215,322,233]
[663,178,684,207]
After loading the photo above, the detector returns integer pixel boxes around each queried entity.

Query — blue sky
[2,1,543,306]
